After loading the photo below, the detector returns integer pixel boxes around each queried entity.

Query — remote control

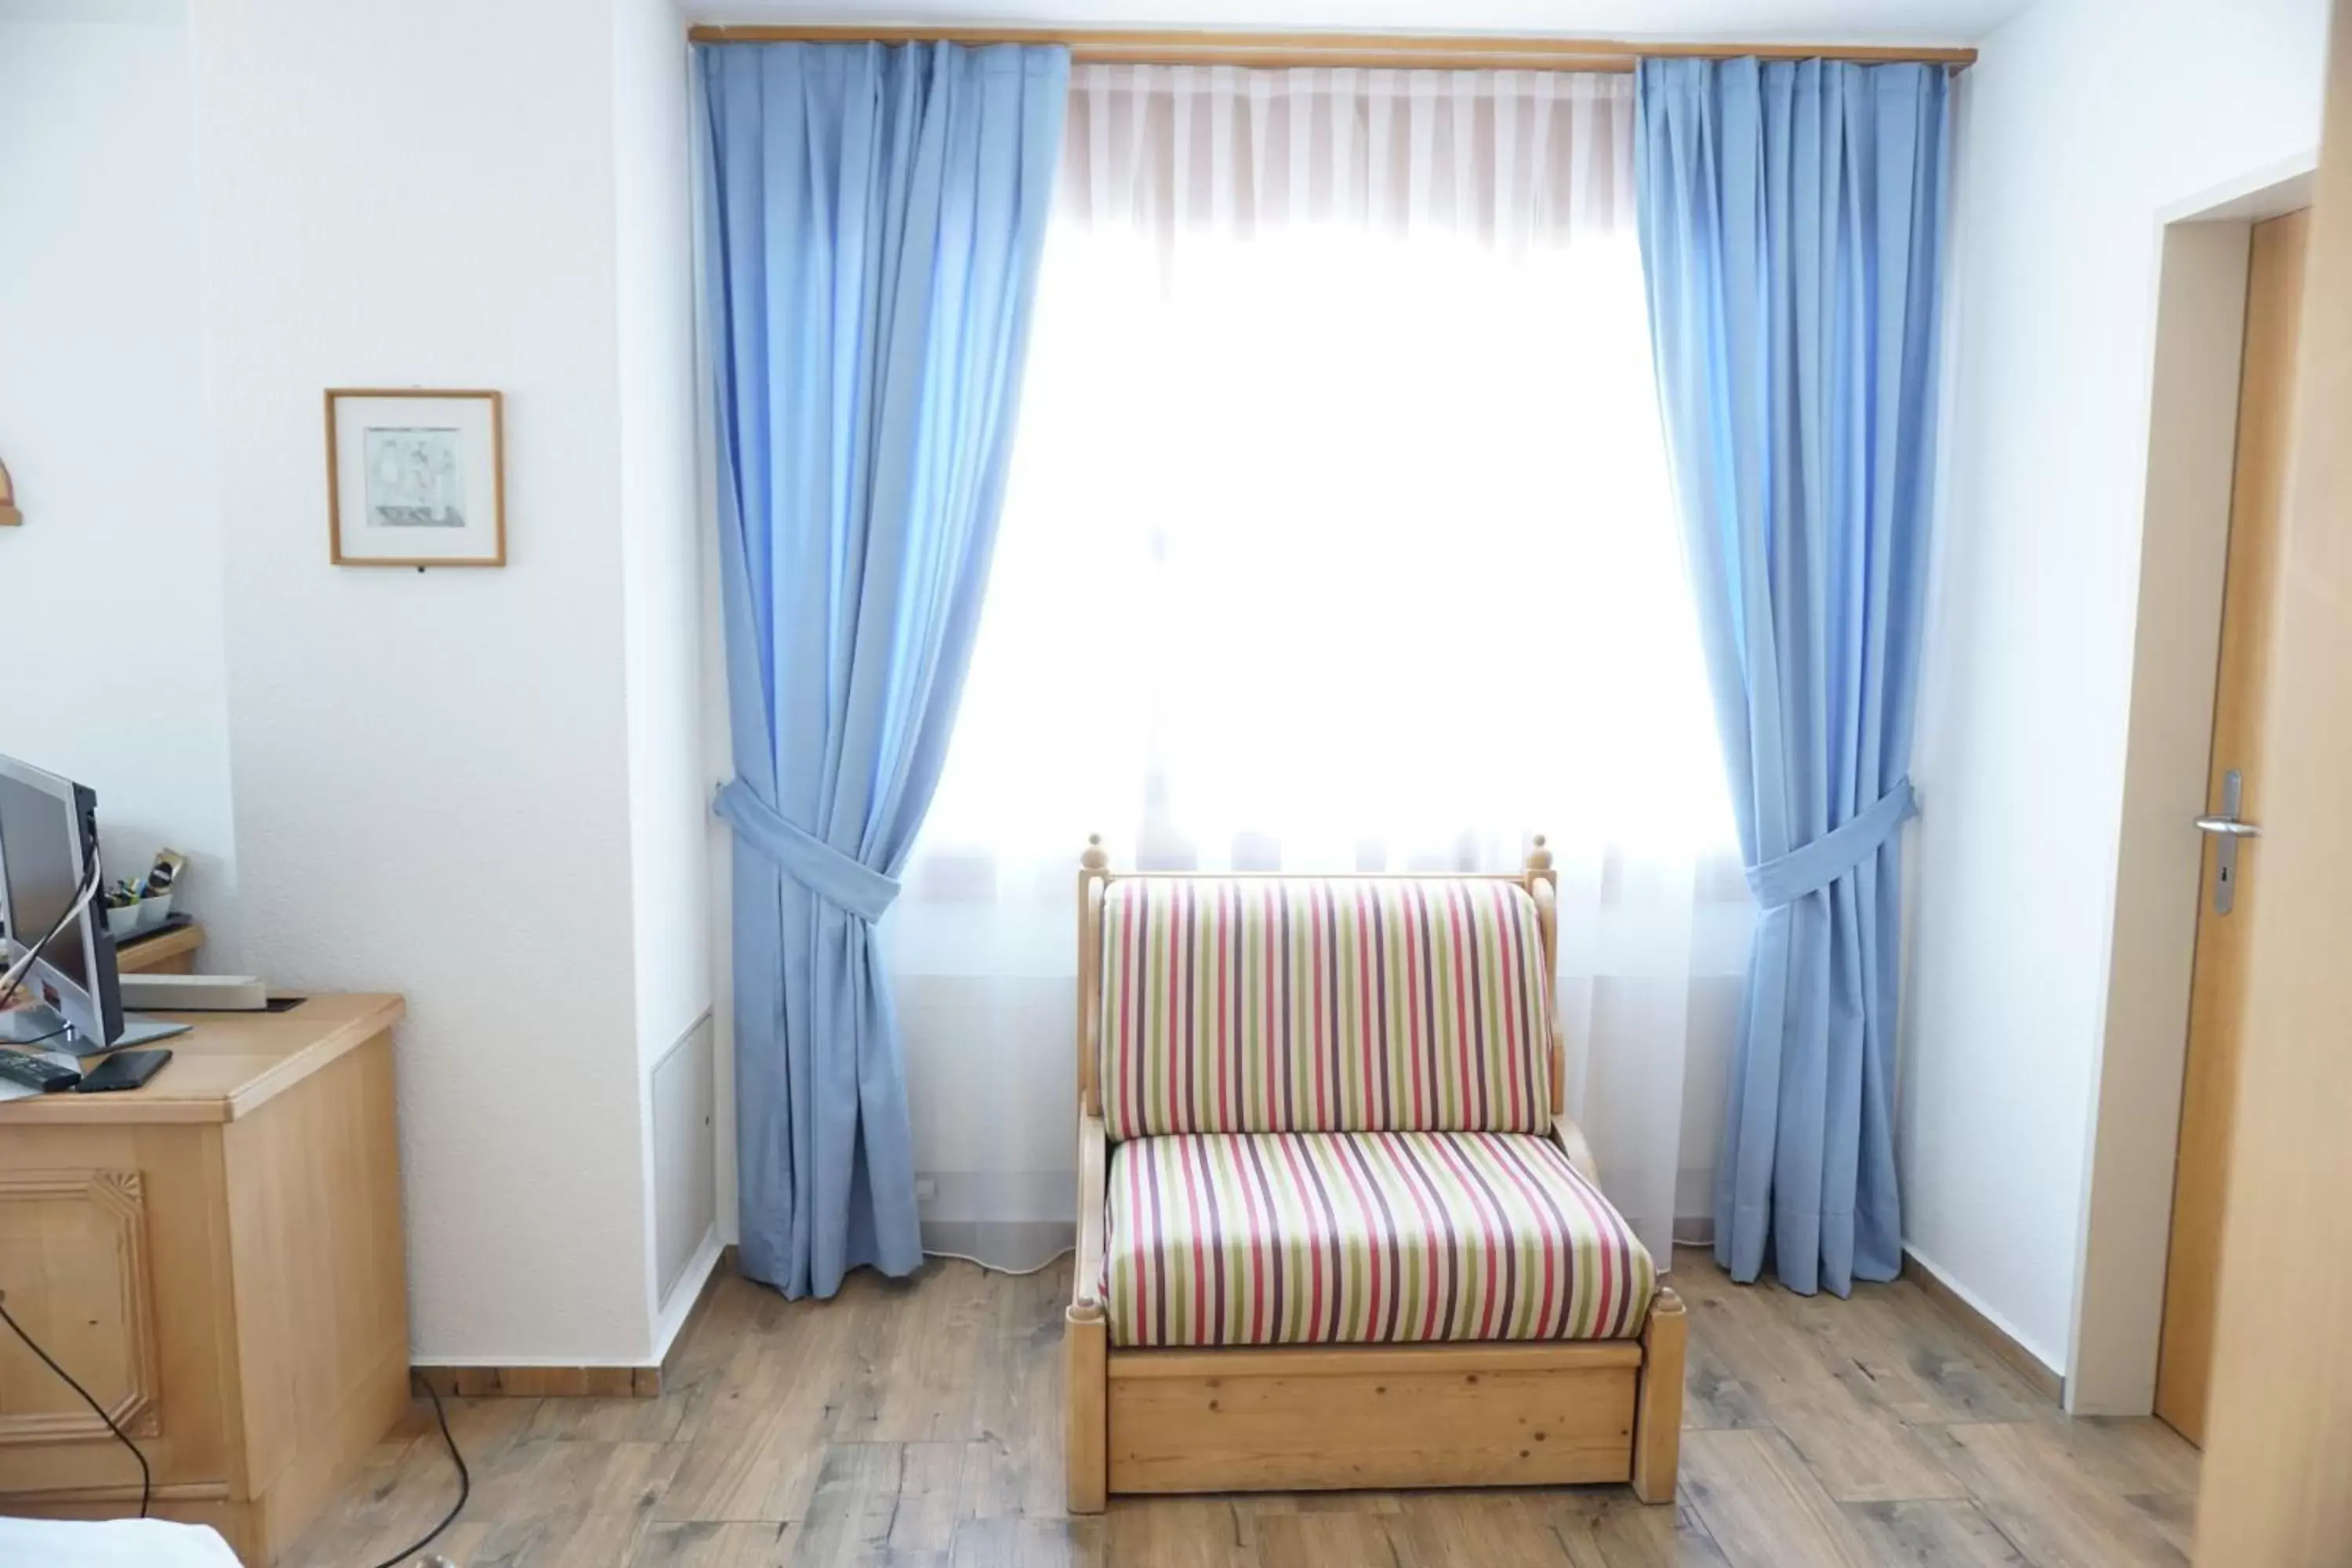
[0,1051,82,1093]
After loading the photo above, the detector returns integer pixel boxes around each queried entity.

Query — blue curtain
[1634,59,1951,1296]
[695,41,1069,1298]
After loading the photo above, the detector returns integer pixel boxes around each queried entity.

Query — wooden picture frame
[325,388,506,567]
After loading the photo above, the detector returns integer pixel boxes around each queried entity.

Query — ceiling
[691,0,2033,46]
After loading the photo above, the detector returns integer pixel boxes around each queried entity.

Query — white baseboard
[652,1227,724,1367]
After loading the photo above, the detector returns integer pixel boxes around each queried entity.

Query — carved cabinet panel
[0,1169,159,1443]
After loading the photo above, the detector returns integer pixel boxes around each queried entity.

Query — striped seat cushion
[1098,877,1553,1139]
[1104,1130,1654,1348]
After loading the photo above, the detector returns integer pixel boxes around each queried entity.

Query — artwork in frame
[325,388,506,566]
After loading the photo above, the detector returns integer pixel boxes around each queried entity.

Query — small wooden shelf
[114,920,205,976]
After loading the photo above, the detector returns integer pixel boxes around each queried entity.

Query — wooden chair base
[1065,1302,1109,1514]
[1064,1289,1685,1512]
[1631,1287,1686,1503]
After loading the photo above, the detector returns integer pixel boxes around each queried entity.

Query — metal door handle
[2199,769,2257,913]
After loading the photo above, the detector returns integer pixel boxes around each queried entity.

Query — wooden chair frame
[1063,836,1686,1513]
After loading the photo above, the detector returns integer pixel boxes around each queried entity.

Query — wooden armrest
[1074,1110,1106,1309]
[1546,1025,1597,1184]
[1551,1113,1599,1186]
[1079,871,1105,1117]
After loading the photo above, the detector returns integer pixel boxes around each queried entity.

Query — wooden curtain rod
[683,25,1977,73]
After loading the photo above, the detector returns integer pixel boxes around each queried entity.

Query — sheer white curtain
[885,64,1750,1269]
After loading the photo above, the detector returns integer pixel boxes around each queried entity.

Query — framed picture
[325,388,506,566]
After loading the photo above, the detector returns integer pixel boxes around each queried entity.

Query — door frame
[2067,156,2316,1417]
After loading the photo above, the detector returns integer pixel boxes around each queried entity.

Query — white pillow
[0,1517,244,1568]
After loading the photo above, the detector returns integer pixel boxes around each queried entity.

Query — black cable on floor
[365,1377,470,1568]
[0,1290,151,1518]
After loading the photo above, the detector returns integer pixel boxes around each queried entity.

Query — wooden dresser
[0,994,408,1564]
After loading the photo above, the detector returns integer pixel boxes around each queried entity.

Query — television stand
[0,993,409,1563]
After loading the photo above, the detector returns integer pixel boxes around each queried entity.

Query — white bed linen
[0,1516,243,1567]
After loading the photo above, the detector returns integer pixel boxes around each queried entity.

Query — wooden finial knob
[1080,833,1109,872]
[1526,833,1553,872]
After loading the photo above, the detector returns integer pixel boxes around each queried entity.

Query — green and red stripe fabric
[1104,1130,1656,1347]
[1098,877,1555,1141]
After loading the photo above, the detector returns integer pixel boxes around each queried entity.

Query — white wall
[1904,0,2328,1380]
[615,0,712,1080]
[0,2,238,895]
[183,0,665,1364]
[5,0,694,1365]
[612,0,721,1334]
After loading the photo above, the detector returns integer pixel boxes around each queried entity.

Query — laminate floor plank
[632,1520,798,1567]
[1679,1323,1777,1435]
[791,1442,916,1566]
[1679,1428,1878,1568]
[1842,1499,2031,1566]
[2124,1490,2198,1559]
[545,1276,766,1449]
[890,1442,975,1556]
[1674,1267,1967,1504]
[1780,1285,2050,1429]
[1250,1508,1421,1567]
[659,1296,862,1524]
[468,1438,684,1566]
[1541,1494,1733,1567]
[947,1515,1105,1568]
[2019,1417,2201,1498]
[1102,1497,1257,1568]
[1392,1491,1566,1568]
[964,1261,1072,1523]
[279,1248,2198,1568]
[832,1265,995,1446]
[1913,1424,2190,1568]
[281,1391,544,1566]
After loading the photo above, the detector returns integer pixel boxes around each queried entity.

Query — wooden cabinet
[0,994,408,1564]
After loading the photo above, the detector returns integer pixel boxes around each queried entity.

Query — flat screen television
[0,753,124,1053]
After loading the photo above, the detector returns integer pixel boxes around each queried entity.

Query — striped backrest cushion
[1098,877,1554,1139]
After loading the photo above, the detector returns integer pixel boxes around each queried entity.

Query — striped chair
[1065,839,1686,1514]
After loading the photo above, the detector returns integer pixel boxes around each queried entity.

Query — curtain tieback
[713,779,901,923]
[1744,778,1918,910]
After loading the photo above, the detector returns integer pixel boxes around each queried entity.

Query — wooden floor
[282,1247,2199,1567]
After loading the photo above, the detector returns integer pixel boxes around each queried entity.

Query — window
[888,67,1746,1265]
